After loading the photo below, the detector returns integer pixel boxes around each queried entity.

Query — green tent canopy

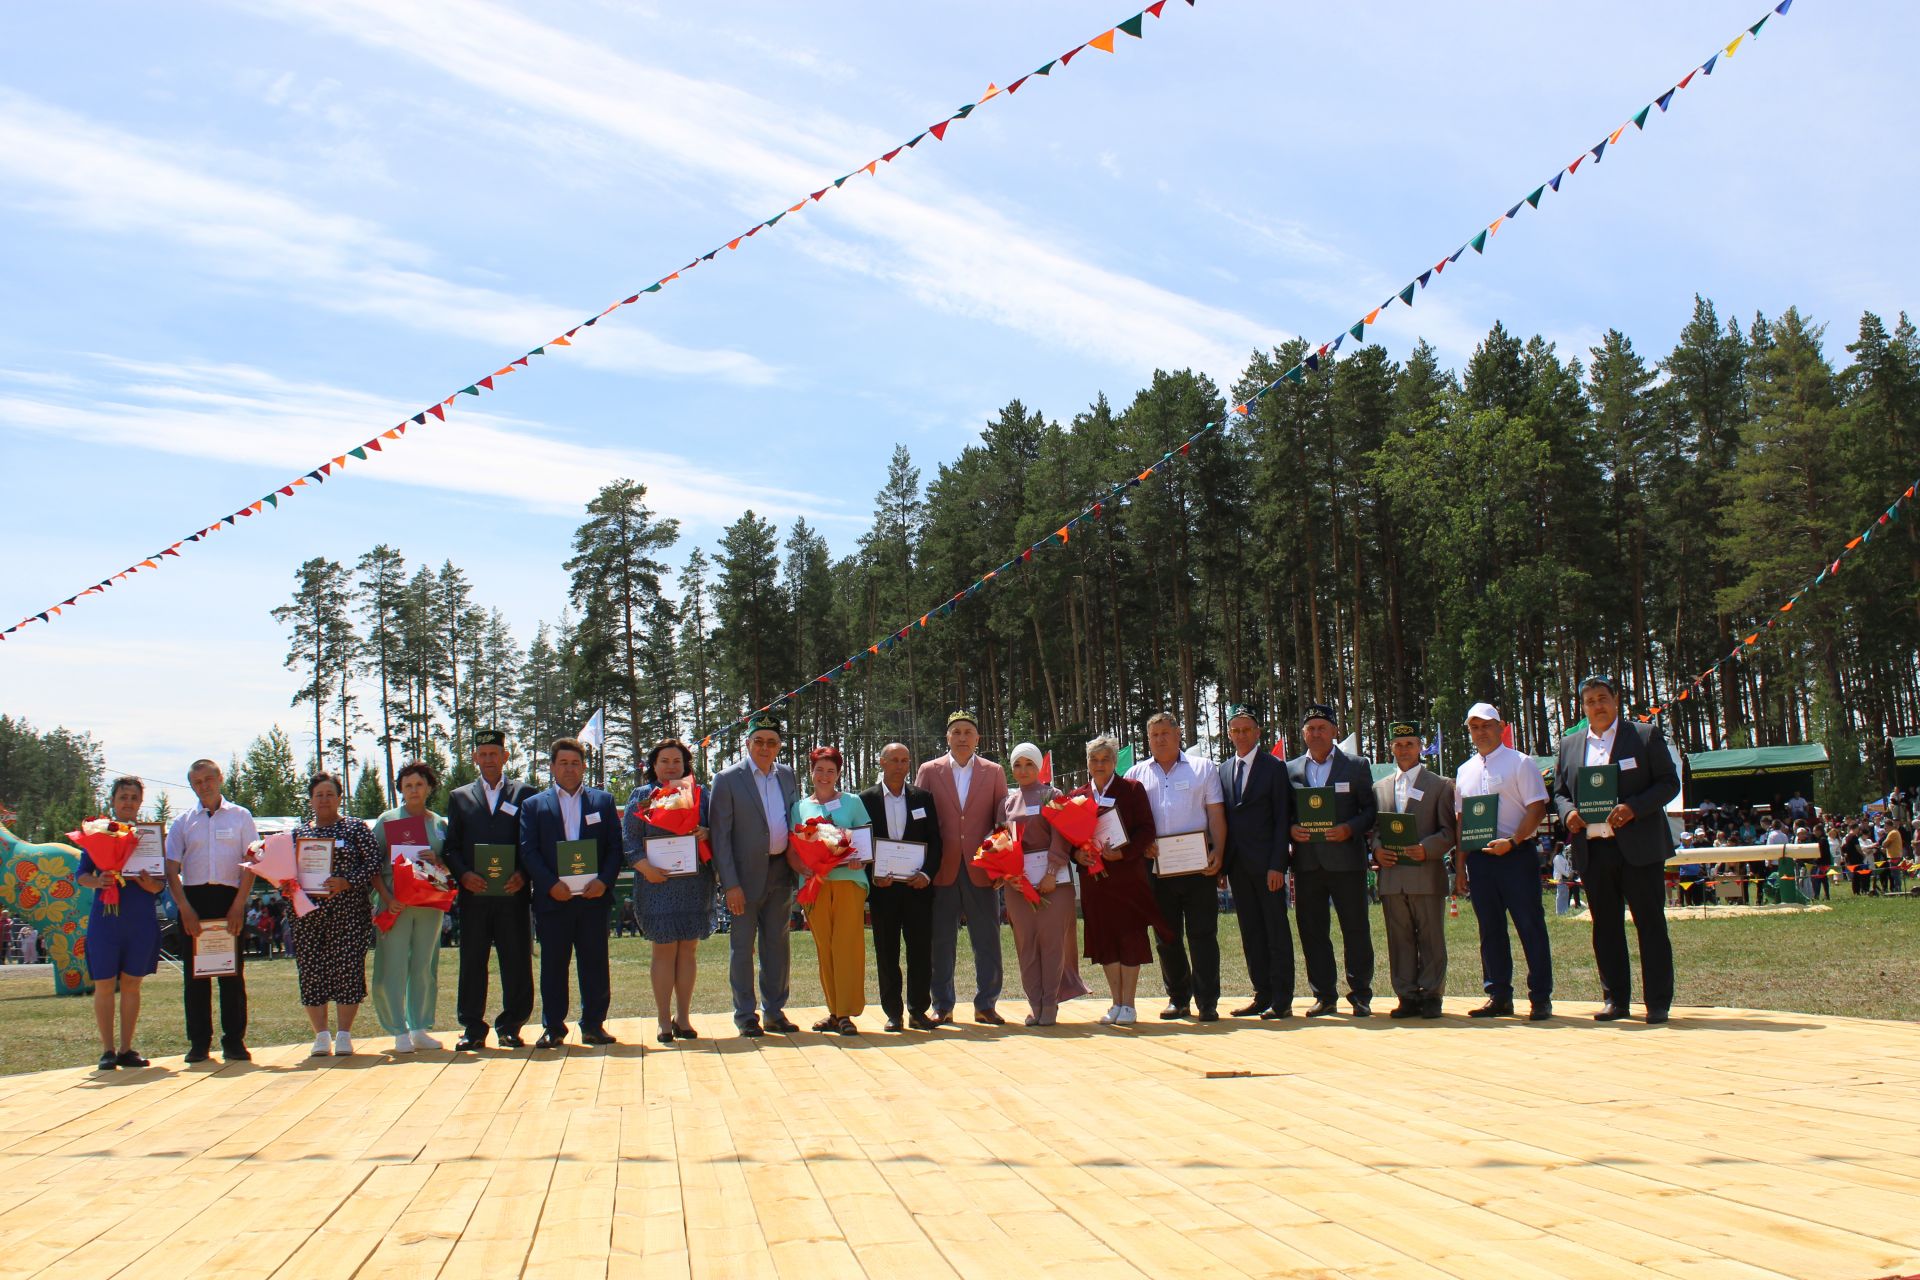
[1894,735,1920,787]
[1683,743,1828,807]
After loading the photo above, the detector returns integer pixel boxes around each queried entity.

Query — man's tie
[1233,758,1246,807]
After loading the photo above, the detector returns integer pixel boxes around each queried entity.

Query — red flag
[1270,736,1288,760]
[1501,723,1515,749]
[1039,752,1053,784]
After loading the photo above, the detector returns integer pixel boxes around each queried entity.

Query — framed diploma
[1094,808,1128,851]
[645,834,699,877]
[873,839,926,879]
[127,822,166,877]
[193,922,238,978]
[846,826,873,864]
[556,838,600,892]
[1154,830,1209,876]
[295,837,334,896]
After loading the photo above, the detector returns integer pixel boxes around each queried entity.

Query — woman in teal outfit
[369,760,448,1054]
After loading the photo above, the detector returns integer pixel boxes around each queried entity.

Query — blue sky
[1,1,1910,810]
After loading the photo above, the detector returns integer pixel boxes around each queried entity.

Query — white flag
[1337,731,1359,756]
[577,708,605,752]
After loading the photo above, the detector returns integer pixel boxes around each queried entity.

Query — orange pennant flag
[550,335,572,346]
[249,502,263,515]
[382,428,400,440]
[863,161,877,176]
[727,237,742,250]
[1364,309,1381,325]
[787,202,805,214]
[1089,29,1117,52]
[293,477,308,487]
[980,83,1000,102]
[1608,125,1625,146]
[1489,216,1505,236]
[333,456,347,469]
[494,367,513,376]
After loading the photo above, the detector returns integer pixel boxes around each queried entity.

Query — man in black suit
[441,728,537,1051]
[1553,675,1680,1024]
[858,741,944,1032]
[1220,705,1296,1019]
[1286,703,1380,1017]
[518,737,625,1048]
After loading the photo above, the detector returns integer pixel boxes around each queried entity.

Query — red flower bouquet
[374,852,456,931]
[66,818,139,914]
[644,779,711,864]
[1040,791,1108,879]
[788,816,855,906]
[972,825,1041,907]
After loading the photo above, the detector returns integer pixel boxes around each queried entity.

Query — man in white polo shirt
[163,758,260,1063]
[1125,711,1227,1022]
[1453,703,1553,1022]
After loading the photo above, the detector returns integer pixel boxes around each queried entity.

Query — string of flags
[694,0,1800,748]
[0,1,1201,644]
[1636,469,1919,724]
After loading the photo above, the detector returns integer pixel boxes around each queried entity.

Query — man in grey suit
[710,716,801,1038]
[1371,719,1456,1020]
[1286,703,1379,1017]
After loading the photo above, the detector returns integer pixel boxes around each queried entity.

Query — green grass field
[2,894,1912,1076]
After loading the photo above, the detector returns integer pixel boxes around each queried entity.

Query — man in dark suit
[1220,705,1296,1019]
[1371,719,1456,1019]
[517,736,624,1048]
[1286,703,1379,1017]
[710,716,801,1038]
[441,728,537,1050]
[1553,675,1681,1024]
[858,741,944,1032]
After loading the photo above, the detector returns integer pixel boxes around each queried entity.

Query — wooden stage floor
[2,998,1917,1279]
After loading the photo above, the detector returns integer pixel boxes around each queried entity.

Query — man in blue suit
[710,716,802,1038]
[518,736,624,1048]
[1286,703,1380,1017]
[1220,705,1296,1019]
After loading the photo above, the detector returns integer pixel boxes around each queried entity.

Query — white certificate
[1154,830,1209,877]
[846,826,873,864]
[127,823,166,877]
[873,839,926,879]
[1094,809,1128,851]
[645,833,699,876]
[194,922,238,978]
[1023,849,1052,885]
[296,837,334,895]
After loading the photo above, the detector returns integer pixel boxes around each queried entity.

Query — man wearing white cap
[1453,702,1553,1021]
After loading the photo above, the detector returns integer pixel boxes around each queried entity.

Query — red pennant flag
[928,120,951,141]
[1038,752,1054,784]
[1148,0,1167,13]
[881,147,902,162]
[318,463,332,476]
[1500,723,1515,749]
[1569,156,1584,174]
[1006,75,1029,94]
[278,485,294,496]
[477,376,494,390]
[1679,70,1698,89]
[1061,44,1085,65]
[1270,737,1288,760]
[427,404,446,421]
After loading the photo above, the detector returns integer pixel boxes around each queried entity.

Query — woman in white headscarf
[999,743,1088,1025]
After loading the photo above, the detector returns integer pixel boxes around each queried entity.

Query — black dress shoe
[1528,1001,1554,1022]
[657,1028,677,1045]
[1390,1003,1420,1019]
[738,1020,764,1039]
[928,1010,954,1026]
[498,1032,526,1049]
[1645,1008,1671,1025]
[1230,1001,1267,1018]
[1593,1004,1630,1022]
[224,1045,252,1063]
[765,1016,801,1034]
[534,1029,568,1050]
[1468,998,1514,1019]
[1195,1008,1220,1022]
[1420,1001,1444,1019]
[908,1012,937,1031]
[673,1024,698,1040]
[1158,1004,1190,1021]
[1260,1006,1292,1020]
[884,1018,905,1033]
[185,1046,212,1064]
[454,1035,487,1052]
[97,1051,118,1071]
[974,1008,1006,1026]
[1349,1001,1373,1018]
[1303,998,1339,1017]
[115,1049,149,1068]
[580,1027,616,1046]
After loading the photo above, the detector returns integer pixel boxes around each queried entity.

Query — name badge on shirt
[1097,796,1115,808]
[585,811,602,826]
[500,802,518,816]
[1175,781,1191,791]
[1408,788,1425,801]
[910,807,928,820]
[1335,781,1350,794]
[1619,758,1639,771]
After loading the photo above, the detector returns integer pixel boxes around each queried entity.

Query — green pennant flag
[530,346,545,356]
[953,103,975,119]
[460,385,480,396]
[1750,14,1769,36]
[1116,744,1135,773]
[349,446,368,460]
[1469,229,1488,254]
[643,282,664,292]
[263,493,278,508]
[1118,13,1145,37]
[1632,105,1651,130]
[1349,321,1366,341]
[1525,184,1545,208]
[1398,283,1416,306]
[833,174,849,187]
[1035,60,1055,76]
[1282,366,1307,384]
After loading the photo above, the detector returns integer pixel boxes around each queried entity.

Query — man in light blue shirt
[711,717,801,1038]
[1124,711,1226,1021]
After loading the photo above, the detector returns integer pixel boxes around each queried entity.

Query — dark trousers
[457,893,534,1039]
[1293,866,1374,1004]
[1225,859,1294,1010]
[869,881,934,1020]
[1811,870,1831,899]
[182,883,247,1052]
[1466,846,1552,1002]
[1582,841,1674,1012]
[534,899,611,1033]
[1150,872,1220,1011]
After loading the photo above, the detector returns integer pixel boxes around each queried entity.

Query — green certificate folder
[474,843,516,896]
[1379,812,1422,857]
[1297,787,1337,838]
[1460,795,1501,853]
[556,838,598,888]
[1576,763,1619,824]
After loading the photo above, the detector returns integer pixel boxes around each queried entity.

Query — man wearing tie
[441,728,536,1051]
[917,710,1010,1025]
[1371,719,1456,1019]
[517,737,624,1048]
[710,717,802,1038]
[1220,705,1296,1019]
[1454,702,1553,1022]
[1125,711,1228,1022]
[859,742,943,1032]
[1553,675,1679,1024]
[1286,704,1379,1017]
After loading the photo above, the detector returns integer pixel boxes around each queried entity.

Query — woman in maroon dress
[1051,734,1169,1025]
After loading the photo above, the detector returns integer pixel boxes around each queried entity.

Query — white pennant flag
[1337,731,1359,756]
[577,708,605,752]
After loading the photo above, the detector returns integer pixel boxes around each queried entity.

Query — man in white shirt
[1453,703,1553,1021]
[164,758,260,1063]
[1124,711,1226,1021]
[858,743,942,1032]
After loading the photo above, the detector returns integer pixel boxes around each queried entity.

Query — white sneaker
[333,1031,354,1056]
[392,1034,415,1055]
[310,1032,332,1057]
[1117,1005,1137,1024]
[407,1030,442,1052]
[1098,1006,1120,1025]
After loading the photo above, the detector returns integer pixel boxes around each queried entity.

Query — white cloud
[0,89,775,386]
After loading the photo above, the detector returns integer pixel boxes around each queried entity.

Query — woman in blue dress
[622,738,714,1045]
[75,776,163,1071]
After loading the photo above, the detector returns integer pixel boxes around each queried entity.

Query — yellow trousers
[810,879,869,1017]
